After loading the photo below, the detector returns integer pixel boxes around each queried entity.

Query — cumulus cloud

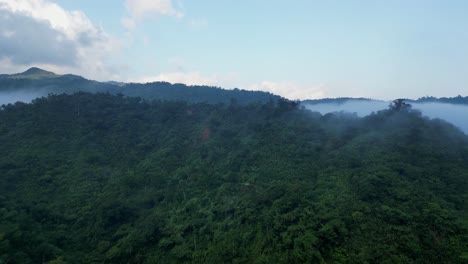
[123,0,183,29]
[246,81,326,100]
[0,0,120,80]
[0,9,77,65]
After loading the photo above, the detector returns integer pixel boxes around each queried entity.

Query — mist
[304,101,468,134]
[2,91,467,134]
[0,90,46,105]
[304,101,389,117]
[413,102,468,134]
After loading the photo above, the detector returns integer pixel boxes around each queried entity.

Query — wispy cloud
[133,71,218,86]
[132,68,327,100]
[123,0,183,30]
[246,81,326,100]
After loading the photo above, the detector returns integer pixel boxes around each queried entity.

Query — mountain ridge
[6,67,60,79]
[0,67,282,105]
[0,67,467,105]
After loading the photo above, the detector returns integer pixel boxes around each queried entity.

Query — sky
[0,0,467,100]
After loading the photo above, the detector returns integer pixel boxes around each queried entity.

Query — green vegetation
[2,68,468,106]
[0,93,467,263]
[0,68,280,105]
[8,67,60,80]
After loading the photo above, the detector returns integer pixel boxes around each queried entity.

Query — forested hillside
[3,68,468,106]
[0,68,280,105]
[0,93,467,263]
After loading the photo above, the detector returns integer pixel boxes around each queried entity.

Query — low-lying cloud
[247,82,326,100]
[304,101,468,134]
[413,102,468,134]
[0,90,47,106]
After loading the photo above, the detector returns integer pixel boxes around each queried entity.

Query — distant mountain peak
[23,67,49,74]
[12,67,60,79]
[22,67,56,75]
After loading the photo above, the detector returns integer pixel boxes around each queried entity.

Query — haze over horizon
[1,0,468,100]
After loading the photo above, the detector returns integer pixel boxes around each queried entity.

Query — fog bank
[413,103,468,134]
[304,101,468,134]
[0,91,47,105]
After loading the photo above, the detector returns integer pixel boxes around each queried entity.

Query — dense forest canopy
[0,93,467,263]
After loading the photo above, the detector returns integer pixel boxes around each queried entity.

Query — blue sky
[1,0,467,99]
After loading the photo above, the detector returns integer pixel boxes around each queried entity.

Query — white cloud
[134,71,218,86]
[123,0,183,29]
[0,0,121,80]
[246,81,326,100]
[1,0,100,41]
[132,69,326,100]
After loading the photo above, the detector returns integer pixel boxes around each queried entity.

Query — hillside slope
[0,93,466,263]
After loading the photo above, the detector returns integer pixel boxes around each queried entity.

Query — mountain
[0,67,281,105]
[1,67,467,132]
[0,92,466,263]
[6,67,60,79]
[1,68,467,106]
